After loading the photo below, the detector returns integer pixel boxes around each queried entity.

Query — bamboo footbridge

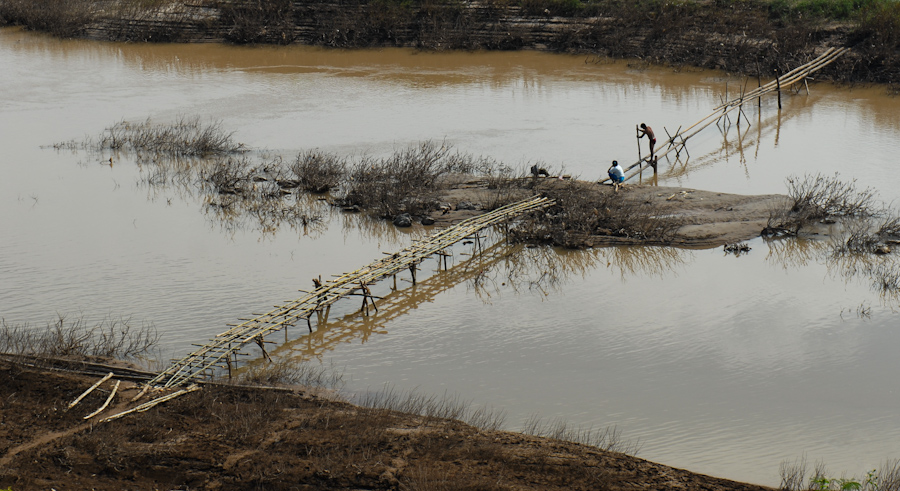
[601,47,850,184]
[147,195,553,390]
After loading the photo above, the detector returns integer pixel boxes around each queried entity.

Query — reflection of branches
[339,211,428,247]
[763,236,831,270]
[466,240,692,302]
[594,245,692,281]
[826,251,900,309]
[764,234,900,308]
[202,188,328,240]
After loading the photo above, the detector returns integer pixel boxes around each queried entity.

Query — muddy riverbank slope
[1,0,899,85]
[0,359,775,491]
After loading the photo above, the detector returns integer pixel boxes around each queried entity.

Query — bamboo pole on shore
[67,372,114,411]
[84,380,120,420]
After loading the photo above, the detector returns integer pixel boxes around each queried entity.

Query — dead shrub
[336,141,470,218]
[289,149,347,193]
[218,0,297,45]
[512,181,682,247]
[766,173,879,236]
[786,173,877,220]
[197,155,327,237]
[93,117,242,157]
[779,455,810,491]
[199,154,255,195]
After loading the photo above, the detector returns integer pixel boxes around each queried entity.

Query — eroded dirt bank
[2,0,899,84]
[0,360,774,491]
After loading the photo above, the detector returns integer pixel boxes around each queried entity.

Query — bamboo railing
[144,195,554,389]
[601,47,850,184]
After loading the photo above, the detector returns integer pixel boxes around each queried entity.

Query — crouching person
[607,160,625,191]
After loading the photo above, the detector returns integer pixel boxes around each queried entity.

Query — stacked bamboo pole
[145,196,554,389]
[600,47,849,184]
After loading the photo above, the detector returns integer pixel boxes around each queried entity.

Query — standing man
[638,123,656,160]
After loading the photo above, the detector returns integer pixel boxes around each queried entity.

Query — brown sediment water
[2,27,900,486]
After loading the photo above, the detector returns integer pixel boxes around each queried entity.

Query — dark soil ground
[0,360,776,491]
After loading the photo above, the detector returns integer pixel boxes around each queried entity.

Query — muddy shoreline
[0,359,775,491]
[2,0,899,85]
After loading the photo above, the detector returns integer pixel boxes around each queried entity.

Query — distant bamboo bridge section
[602,47,850,184]
[144,195,554,390]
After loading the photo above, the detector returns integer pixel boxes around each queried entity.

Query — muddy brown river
[2,27,900,485]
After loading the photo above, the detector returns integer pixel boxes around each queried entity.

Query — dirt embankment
[0,360,774,491]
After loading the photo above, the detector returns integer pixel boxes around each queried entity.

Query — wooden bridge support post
[635,125,642,162]
[775,68,782,109]
[254,335,271,363]
[757,61,762,108]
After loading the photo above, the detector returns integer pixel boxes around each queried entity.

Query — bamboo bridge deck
[273,239,519,362]
[601,47,850,184]
[145,195,553,389]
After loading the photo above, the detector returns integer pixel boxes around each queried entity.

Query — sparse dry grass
[94,117,243,156]
[354,383,508,431]
[0,314,159,360]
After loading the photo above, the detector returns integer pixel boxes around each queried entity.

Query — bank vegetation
[2,0,900,84]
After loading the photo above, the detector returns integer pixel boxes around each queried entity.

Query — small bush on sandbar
[336,141,488,218]
[289,149,347,193]
[765,173,878,236]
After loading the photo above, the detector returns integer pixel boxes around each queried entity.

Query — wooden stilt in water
[775,68,782,109]
[756,61,762,108]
